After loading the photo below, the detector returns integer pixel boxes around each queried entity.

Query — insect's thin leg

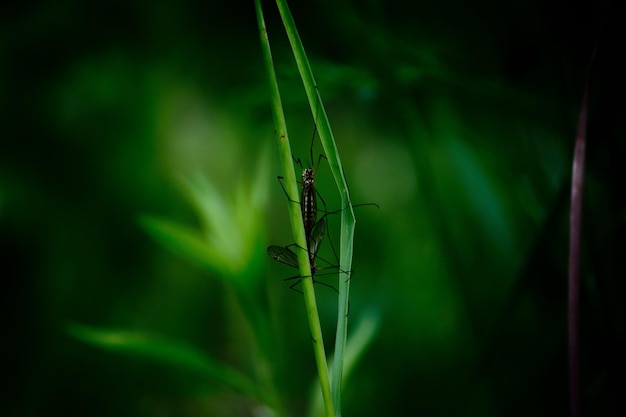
[283,275,304,294]
[308,215,352,280]
[288,280,304,294]
[313,252,351,275]
[272,262,342,294]
[322,202,380,217]
[285,272,335,295]
[293,155,304,170]
[315,153,327,177]
[285,242,307,254]
[283,273,303,282]
[309,213,352,286]
[276,152,305,205]
[315,258,353,285]
[281,243,320,277]
[314,187,376,221]
[326,218,341,270]
[352,202,380,210]
[343,269,353,283]
[273,252,342,292]
[315,188,329,218]
[277,176,301,206]
[312,190,342,274]
[313,279,339,294]
[309,195,376,281]
[316,212,340,273]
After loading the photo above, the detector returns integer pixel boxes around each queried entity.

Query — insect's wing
[309,217,326,259]
[267,245,299,268]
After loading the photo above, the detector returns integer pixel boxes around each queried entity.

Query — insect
[270,93,378,291]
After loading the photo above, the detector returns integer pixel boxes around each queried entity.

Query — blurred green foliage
[2,0,624,416]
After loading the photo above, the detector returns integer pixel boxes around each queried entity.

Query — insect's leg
[322,202,380,217]
[285,242,307,254]
[310,187,340,275]
[293,154,304,170]
[287,278,304,294]
[315,212,341,274]
[279,268,339,294]
[315,153,327,176]
[314,186,330,215]
[339,269,354,282]
[312,196,368,280]
[310,196,337,267]
[281,242,319,277]
[313,253,351,275]
[282,272,304,294]
[325,216,341,269]
[313,279,339,294]
[277,176,301,206]
[312,215,354,281]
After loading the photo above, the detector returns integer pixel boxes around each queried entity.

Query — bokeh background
[3,0,624,416]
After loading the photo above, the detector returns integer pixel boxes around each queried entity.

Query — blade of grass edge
[254,2,335,417]
[274,1,355,415]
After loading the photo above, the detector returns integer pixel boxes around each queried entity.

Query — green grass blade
[254,2,334,417]
[274,1,355,415]
[308,310,381,417]
[68,324,263,400]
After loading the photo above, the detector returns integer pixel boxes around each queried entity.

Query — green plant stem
[254,2,334,417]
[274,1,355,416]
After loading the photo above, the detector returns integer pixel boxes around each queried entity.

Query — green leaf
[139,214,225,273]
[68,323,260,399]
[309,310,381,417]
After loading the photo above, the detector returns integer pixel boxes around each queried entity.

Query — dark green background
[2,0,624,416]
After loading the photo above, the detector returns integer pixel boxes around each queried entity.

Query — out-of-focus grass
[3,0,623,416]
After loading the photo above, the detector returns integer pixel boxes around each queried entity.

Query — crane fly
[270,90,378,291]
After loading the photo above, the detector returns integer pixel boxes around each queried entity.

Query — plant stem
[254,2,334,417]
[274,1,355,416]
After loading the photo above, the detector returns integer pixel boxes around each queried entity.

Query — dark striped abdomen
[301,168,317,248]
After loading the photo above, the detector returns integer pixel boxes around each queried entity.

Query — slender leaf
[68,324,261,399]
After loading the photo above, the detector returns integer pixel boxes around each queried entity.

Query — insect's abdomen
[301,168,317,244]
